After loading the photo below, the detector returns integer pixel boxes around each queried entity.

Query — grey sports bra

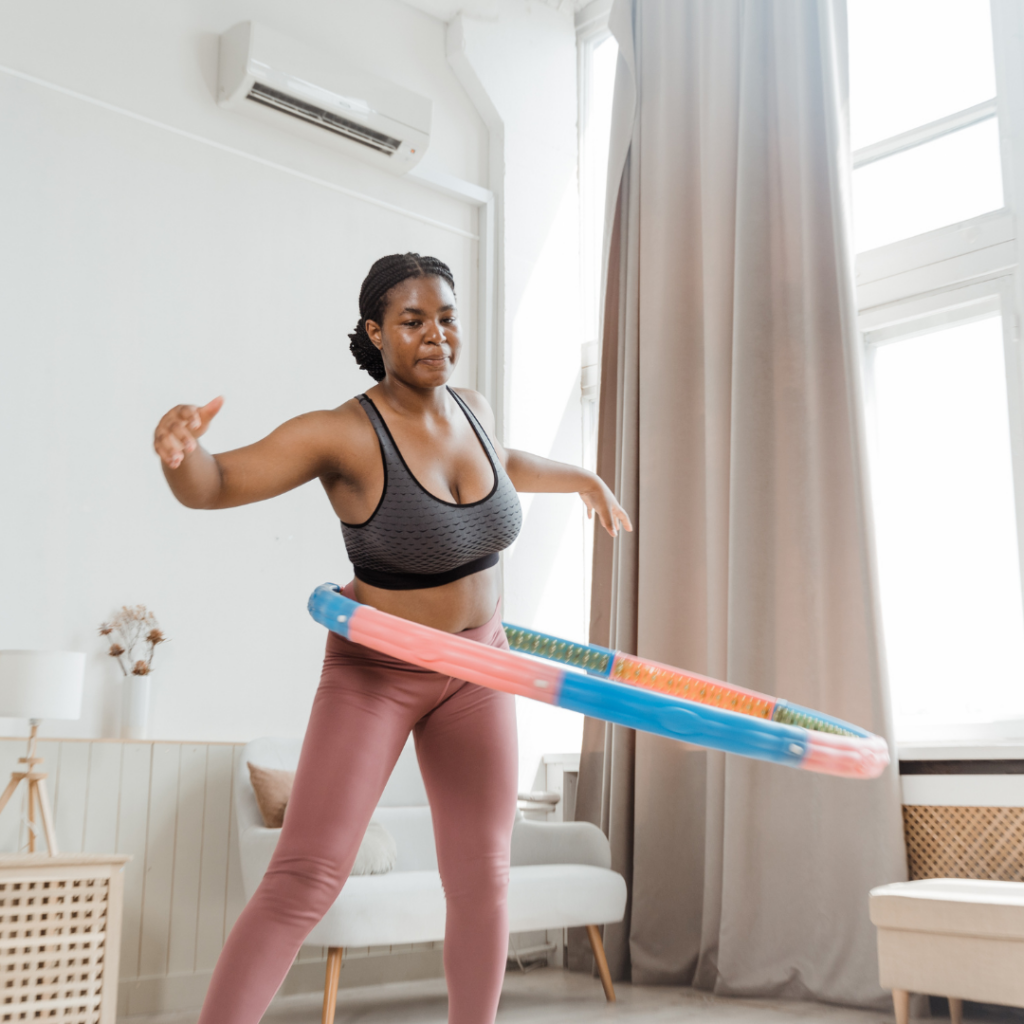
[341,388,522,590]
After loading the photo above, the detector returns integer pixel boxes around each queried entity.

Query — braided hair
[348,253,457,381]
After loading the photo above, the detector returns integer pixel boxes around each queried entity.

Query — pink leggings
[198,590,518,1024]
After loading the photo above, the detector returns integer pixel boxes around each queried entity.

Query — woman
[154,253,632,1024]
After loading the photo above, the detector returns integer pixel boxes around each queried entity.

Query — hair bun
[348,318,386,382]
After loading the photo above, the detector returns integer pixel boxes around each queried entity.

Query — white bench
[869,878,1024,1024]
[237,736,627,1024]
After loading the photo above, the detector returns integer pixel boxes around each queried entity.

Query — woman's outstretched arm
[153,397,352,510]
[505,449,633,538]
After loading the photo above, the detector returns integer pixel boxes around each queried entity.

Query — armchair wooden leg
[892,989,909,1024]
[321,947,343,1024]
[949,997,963,1024]
[585,924,616,1003]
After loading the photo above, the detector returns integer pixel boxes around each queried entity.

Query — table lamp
[0,650,84,855]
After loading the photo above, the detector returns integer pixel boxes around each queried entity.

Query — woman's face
[366,275,460,389]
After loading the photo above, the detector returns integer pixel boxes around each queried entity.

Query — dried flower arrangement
[99,606,168,677]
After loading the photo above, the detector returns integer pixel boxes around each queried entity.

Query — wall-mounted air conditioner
[217,22,431,174]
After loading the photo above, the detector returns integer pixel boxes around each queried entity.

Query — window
[850,0,1002,253]
[868,314,1024,729]
[851,0,1024,739]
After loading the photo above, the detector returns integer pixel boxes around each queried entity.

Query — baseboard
[117,950,446,1017]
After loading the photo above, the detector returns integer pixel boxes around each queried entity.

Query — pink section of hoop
[801,731,890,778]
[347,604,563,703]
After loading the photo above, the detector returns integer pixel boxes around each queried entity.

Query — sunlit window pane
[849,0,996,150]
[870,316,1024,735]
[853,118,1003,252]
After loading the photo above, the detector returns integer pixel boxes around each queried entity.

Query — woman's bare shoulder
[452,387,496,430]
[294,396,378,478]
[452,387,507,462]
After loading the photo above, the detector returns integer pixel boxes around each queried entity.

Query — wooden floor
[124,968,899,1024]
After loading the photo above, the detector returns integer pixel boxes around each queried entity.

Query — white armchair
[236,737,627,1024]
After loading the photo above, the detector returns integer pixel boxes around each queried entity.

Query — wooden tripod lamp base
[0,722,59,854]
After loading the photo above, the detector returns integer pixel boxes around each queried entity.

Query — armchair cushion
[303,864,628,948]
[510,815,612,869]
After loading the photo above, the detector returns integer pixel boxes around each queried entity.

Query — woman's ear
[365,320,384,350]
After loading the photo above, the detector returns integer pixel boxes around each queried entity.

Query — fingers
[155,423,194,469]
[154,402,210,469]
[596,500,632,538]
[596,506,618,538]
[198,395,224,428]
[580,489,629,538]
[154,430,189,470]
[153,397,222,466]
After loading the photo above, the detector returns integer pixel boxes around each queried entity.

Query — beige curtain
[575,0,908,1006]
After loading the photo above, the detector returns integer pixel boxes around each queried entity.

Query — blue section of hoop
[308,583,357,640]
[307,584,808,769]
[555,670,807,767]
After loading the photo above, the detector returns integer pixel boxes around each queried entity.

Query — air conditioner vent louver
[246,82,400,156]
[218,22,431,174]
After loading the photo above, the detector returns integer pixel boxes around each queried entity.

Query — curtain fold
[576,0,908,1005]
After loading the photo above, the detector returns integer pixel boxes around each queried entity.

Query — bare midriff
[353,563,502,633]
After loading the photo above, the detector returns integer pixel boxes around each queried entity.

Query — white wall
[0,0,591,789]
[0,0,487,742]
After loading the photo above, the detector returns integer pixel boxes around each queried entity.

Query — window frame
[855,0,1024,741]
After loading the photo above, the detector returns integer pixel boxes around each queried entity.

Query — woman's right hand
[154,396,224,469]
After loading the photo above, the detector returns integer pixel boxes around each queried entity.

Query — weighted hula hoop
[308,584,889,779]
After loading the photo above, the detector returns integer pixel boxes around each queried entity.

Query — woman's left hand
[580,479,633,538]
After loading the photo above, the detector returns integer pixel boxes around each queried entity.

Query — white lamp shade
[0,651,85,721]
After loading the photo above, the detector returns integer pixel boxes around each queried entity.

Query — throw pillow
[247,762,294,829]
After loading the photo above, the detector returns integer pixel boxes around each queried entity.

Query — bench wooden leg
[585,924,616,1003]
[321,946,343,1024]
[893,989,909,1024]
[949,997,963,1024]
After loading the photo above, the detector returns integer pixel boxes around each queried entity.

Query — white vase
[122,675,152,739]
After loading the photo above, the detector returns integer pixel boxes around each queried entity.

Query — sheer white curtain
[577,0,908,1004]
